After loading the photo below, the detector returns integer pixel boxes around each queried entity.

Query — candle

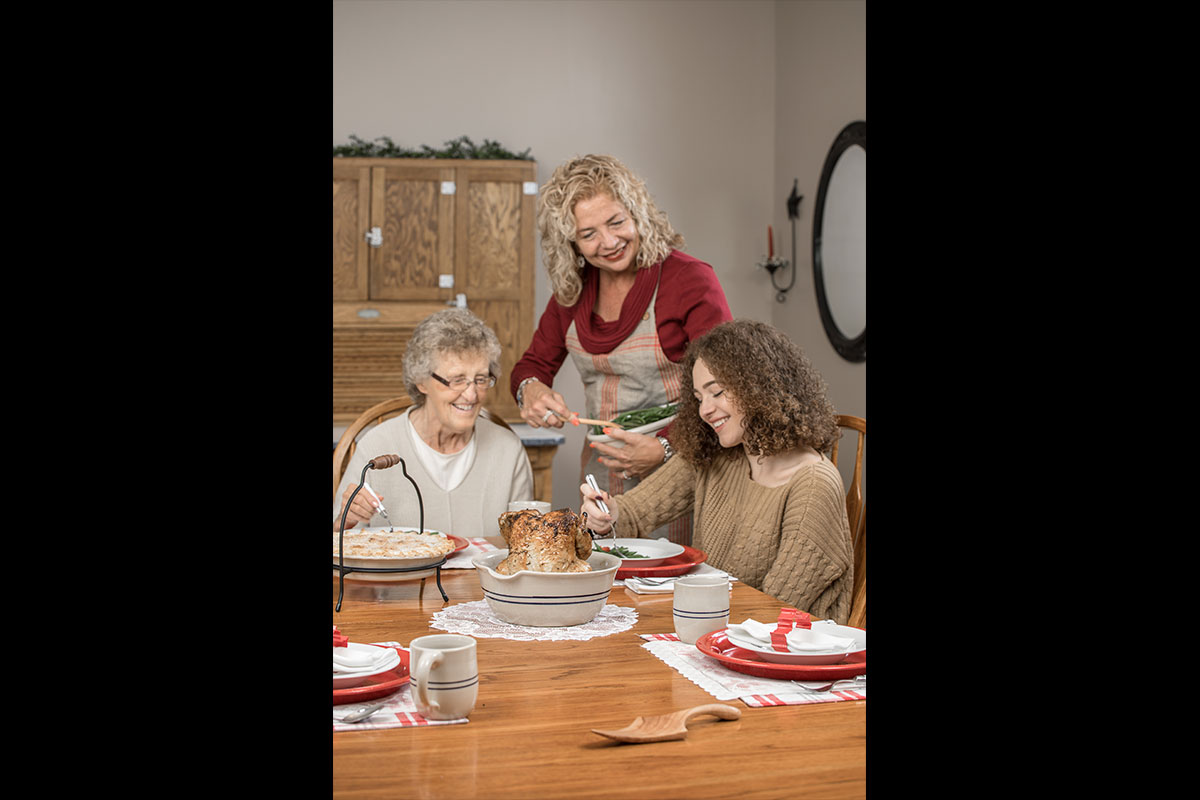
[768,225,774,258]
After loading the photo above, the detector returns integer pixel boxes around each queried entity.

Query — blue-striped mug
[673,575,731,645]
[410,634,478,720]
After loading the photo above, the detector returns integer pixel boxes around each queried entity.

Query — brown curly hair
[671,320,840,468]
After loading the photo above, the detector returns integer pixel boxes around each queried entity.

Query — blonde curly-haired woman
[510,154,732,546]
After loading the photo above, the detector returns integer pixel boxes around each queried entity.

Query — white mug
[409,634,478,720]
[673,575,731,645]
[507,500,552,514]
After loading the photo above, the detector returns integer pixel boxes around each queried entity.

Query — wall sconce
[756,179,803,303]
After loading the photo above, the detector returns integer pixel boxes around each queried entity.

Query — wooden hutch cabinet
[333,157,560,502]
[332,157,538,426]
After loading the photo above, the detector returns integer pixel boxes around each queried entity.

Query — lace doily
[429,600,638,641]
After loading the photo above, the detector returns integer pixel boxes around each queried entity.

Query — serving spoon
[591,704,741,743]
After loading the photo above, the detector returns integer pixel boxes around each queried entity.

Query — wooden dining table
[331,543,866,799]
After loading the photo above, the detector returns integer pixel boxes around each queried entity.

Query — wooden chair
[829,414,866,628]
[333,396,513,499]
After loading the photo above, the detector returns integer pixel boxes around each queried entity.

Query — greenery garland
[333,134,533,160]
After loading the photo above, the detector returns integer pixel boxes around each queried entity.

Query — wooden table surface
[331,550,866,799]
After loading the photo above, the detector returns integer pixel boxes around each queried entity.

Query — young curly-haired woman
[580,320,854,622]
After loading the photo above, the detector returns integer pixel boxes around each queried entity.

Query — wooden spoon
[591,703,741,743]
[554,410,625,428]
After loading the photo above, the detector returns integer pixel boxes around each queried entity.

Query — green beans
[594,544,646,558]
[590,403,678,435]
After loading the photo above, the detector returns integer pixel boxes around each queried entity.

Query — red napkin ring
[333,626,349,648]
[770,607,812,651]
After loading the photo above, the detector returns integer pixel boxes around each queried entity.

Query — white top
[407,418,477,491]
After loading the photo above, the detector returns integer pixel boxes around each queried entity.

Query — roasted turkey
[496,508,593,574]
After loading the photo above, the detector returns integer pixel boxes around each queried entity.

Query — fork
[333,701,388,724]
[791,675,866,693]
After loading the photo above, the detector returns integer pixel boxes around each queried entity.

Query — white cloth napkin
[728,619,858,653]
[333,643,401,675]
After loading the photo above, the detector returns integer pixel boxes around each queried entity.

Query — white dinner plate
[593,537,685,567]
[333,642,402,689]
[724,622,867,665]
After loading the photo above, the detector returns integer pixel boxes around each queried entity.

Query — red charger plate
[333,646,410,705]
[616,544,708,579]
[695,629,866,681]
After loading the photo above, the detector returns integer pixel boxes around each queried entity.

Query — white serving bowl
[472,550,622,627]
[585,414,677,448]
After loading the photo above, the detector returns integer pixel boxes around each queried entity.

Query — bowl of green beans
[585,403,678,448]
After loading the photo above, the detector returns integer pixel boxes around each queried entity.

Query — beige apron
[566,270,692,545]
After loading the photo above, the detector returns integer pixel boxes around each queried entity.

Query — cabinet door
[332,163,370,301]
[454,165,536,422]
[370,163,456,301]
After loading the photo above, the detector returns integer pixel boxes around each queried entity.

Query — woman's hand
[579,481,616,533]
[334,484,381,531]
[590,429,665,480]
[519,380,573,428]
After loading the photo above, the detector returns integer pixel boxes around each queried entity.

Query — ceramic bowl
[585,414,677,449]
[472,551,621,627]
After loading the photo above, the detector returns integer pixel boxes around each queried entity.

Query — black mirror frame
[812,120,867,363]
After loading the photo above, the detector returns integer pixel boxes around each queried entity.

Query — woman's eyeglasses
[430,372,496,391]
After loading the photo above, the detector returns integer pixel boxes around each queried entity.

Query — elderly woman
[334,308,534,538]
[579,320,854,623]
[510,154,732,545]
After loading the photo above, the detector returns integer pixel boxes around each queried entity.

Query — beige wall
[333,0,865,511]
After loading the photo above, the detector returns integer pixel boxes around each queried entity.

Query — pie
[333,529,456,560]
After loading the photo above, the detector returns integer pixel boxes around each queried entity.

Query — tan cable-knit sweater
[610,449,854,623]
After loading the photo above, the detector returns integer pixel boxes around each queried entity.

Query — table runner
[639,633,866,707]
[333,643,469,732]
[430,599,638,641]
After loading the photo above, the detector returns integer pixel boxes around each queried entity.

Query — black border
[813,120,868,363]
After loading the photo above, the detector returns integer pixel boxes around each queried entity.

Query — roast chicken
[496,508,593,574]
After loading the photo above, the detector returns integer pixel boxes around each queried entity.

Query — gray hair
[402,308,502,405]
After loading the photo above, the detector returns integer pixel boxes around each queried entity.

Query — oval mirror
[813,121,866,362]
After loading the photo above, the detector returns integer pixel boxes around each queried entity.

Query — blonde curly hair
[671,320,840,468]
[537,154,684,307]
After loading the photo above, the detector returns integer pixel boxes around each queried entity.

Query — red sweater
[510,250,732,397]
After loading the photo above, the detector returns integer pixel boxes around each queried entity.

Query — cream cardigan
[333,409,534,539]
[610,449,854,624]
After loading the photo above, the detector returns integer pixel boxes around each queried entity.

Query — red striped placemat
[638,633,865,707]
